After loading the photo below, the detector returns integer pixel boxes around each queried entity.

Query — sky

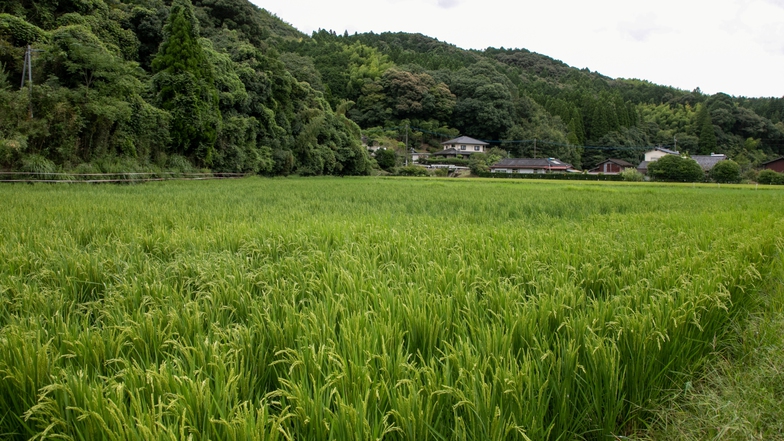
[252,0,784,98]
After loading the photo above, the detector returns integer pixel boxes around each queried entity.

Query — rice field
[1,177,782,440]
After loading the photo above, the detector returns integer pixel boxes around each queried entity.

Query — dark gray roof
[441,136,489,146]
[761,156,784,166]
[490,158,573,169]
[690,154,726,171]
[598,158,634,168]
[637,161,650,170]
[432,148,477,156]
[652,147,680,155]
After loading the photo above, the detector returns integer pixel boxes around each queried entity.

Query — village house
[432,136,489,159]
[761,156,784,173]
[637,147,680,174]
[490,158,575,174]
[691,153,727,172]
[588,158,635,174]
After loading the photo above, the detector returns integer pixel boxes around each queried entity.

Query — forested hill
[1,0,783,175]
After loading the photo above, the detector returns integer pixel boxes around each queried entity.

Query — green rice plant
[0,178,782,440]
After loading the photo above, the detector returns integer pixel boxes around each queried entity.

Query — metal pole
[405,124,409,166]
[27,45,33,118]
[20,46,28,89]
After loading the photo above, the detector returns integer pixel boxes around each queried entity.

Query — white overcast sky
[252,0,784,98]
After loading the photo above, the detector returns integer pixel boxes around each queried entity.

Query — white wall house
[441,136,489,153]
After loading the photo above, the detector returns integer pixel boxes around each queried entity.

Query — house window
[474,146,480,151]
[460,145,466,150]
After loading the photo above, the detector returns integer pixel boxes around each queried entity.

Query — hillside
[1,0,783,174]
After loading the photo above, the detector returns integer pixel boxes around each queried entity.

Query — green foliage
[373,147,397,170]
[620,167,644,181]
[757,169,784,185]
[468,146,506,175]
[152,0,221,165]
[0,13,49,44]
[709,159,740,183]
[1,0,782,176]
[648,155,705,182]
[696,104,717,154]
[393,164,428,176]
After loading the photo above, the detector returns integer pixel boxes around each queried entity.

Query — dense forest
[1,0,783,174]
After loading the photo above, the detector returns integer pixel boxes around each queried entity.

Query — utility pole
[404,124,409,166]
[673,136,677,151]
[533,138,537,158]
[20,45,43,118]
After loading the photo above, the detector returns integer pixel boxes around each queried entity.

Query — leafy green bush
[648,155,705,182]
[20,154,56,176]
[373,148,397,171]
[709,160,741,183]
[0,14,49,45]
[757,169,784,185]
[620,168,644,182]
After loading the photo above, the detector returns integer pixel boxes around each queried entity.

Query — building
[410,150,430,162]
[490,158,575,174]
[691,154,726,172]
[588,158,635,174]
[644,147,679,162]
[761,156,784,173]
[638,147,680,174]
[440,136,489,155]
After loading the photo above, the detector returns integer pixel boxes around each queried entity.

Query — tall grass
[0,177,782,440]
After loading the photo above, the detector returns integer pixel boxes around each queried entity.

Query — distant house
[410,150,430,162]
[437,136,489,156]
[638,147,680,174]
[588,158,635,174]
[761,156,784,173]
[691,154,726,172]
[644,147,679,162]
[490,158,575,174]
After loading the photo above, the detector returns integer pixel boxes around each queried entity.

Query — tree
[757,169,784,185]
[374,148,397,170]
[647,155,704,182]
[696,104,717,154]
[152,0,221,165]
[709,159,740,183]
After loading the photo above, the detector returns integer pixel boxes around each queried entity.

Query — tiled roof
[441,136,489,146]
[608,158,634,167]
[761,156,784,166]
[490,158,573,169]
[690,154,726,171]
[653,147,680,155]
[432,148,478,156]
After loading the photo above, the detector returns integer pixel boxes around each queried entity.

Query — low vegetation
[1,178,782,440]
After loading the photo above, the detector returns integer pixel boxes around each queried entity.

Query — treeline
[286,31,784,170]
[0,0,371,175]
[1,0,783,174]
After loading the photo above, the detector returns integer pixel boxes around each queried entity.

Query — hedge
[476,171,625,181]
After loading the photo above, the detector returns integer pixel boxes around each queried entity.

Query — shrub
[21,154,56,176]
[648,155,704,182]
[709,160,741,183]
[620,168,644,182]
[757,169,783,185]
[374,148,397,171]
[431,168,448,177]
[394,165,429,177]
